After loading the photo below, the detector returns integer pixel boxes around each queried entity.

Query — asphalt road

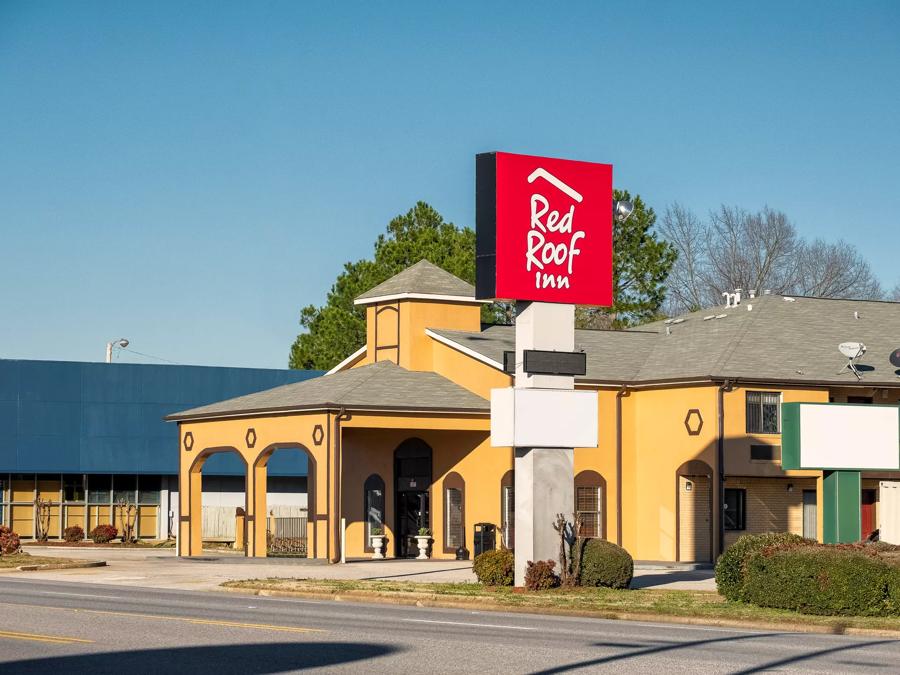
[0,577,897,674]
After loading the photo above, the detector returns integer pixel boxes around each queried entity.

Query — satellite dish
[891,348,900,368]
[839,342,866,359]
[838,342,867,380]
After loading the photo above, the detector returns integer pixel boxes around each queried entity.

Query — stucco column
[251,463,268,557]
[187,467,202,556]
[513,301,575,586]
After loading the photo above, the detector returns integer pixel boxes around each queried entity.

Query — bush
[0,525,21,555]
[63,525,85,543]
[715,532,808,601]
[90,524,118,544]
[742,546,900,616]
[579,539,633,589]
[525,559,559,591]
[473,548,515,586]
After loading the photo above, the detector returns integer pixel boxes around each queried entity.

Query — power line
[119,347,180,365]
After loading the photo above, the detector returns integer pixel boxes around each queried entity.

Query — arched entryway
[676,460,713,563]
[394,438,432,558]
[184,446,247,557]
[253,443,317,559]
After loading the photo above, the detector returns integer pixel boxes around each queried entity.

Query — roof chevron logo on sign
[476,151,613,306]
[527,168,584,202]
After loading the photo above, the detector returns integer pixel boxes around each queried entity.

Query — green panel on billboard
[822,470,861,544]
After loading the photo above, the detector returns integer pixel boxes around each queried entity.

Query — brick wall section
[679,475,712,562]
[723,477,817,548]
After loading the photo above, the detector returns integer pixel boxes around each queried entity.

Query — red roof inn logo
[475,152,613,306]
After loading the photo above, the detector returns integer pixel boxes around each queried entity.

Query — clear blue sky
[2,1,898,369]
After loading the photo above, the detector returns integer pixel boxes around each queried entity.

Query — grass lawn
[0,552,80,568]
[223,577,900,635]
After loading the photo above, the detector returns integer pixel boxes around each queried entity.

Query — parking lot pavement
[17,546,716,591]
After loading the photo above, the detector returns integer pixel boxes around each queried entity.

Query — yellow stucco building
[170,260,900,563]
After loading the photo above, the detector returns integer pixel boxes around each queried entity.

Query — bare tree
[794,239,883,299]
[660,203,712,313]
[890,284,900,302]
[661,204,884,314]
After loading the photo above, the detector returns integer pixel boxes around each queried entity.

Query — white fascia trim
[326,345,367,375]
[354,293,489,306]
[424,328,505,372]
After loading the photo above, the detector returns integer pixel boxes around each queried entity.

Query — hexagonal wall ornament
[684,409,703,436]
[245,427,257,449]
[183,431,194,451]
[312,424,324,446]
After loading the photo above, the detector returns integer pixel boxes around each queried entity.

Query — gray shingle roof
[430,325,657,382]
[167,360,489,421]
[355,260,475,303]
[431,295,900,386]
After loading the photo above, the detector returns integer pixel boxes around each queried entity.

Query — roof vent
[854,311,860,320]
[722,289,742,308]
[784,297,795,302]
[748,289,757,299]
[703,315,715,321]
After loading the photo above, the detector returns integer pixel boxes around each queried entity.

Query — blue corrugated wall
[0,360,321,476]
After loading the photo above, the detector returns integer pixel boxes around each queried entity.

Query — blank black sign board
[502,350,587,376]
[891,348,900,368]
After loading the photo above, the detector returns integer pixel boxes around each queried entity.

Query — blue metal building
[0,359,320,539]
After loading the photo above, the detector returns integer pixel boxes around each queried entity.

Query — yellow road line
[0,629,93,645]
[0,602,324,635]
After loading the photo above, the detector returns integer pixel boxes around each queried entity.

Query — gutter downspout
[331,407,352,563]
[717,379,733,558]
[615,385,628,546]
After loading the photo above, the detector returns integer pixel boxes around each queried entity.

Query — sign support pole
[513,300,575,586]
[822,470,862,544]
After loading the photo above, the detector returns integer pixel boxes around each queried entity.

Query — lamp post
[105,338,129,363]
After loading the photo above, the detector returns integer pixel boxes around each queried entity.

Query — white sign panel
[491,388,598,448]
[799,404,900,470]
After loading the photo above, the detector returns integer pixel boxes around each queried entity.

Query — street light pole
[105,338,130,363]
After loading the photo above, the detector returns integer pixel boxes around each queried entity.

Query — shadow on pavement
[629,570,715,589]
[1,641,401,674]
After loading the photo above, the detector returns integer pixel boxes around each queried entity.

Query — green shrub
[525,560,559,591]
[472,548,514,586]
[0,525,21,555]
[715,532,808,601]
[578,539,633,589]
[90,524,118,544]
[63,525,84,543]
[742,546,900,616]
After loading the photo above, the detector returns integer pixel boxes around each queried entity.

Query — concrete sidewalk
[16,546,716,592]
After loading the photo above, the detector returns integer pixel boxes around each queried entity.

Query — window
[847,396,873,404]
[746,391,781,434]
[445,488,463,549]
[363,474,385,548]
[138,475,161,505]
[88,475,111,504]
[114,475,137,504]
[723,488,746,530]
[576,486,602,538]
[63,475,85,502]
[750,444,781,462]
[501,484,515,550]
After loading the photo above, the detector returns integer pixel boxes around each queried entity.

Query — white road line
[402,618,535,631]
[39,591,124,599]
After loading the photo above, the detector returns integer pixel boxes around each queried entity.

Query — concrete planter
[370,535,385,559]
[415,535,431,560]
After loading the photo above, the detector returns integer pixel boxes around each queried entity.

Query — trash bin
[473,523,496,557]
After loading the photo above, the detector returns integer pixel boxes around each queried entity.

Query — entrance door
[397,491,430,557]
[802,490,817,539]
[862,489,877,540]
[678,475,711,563]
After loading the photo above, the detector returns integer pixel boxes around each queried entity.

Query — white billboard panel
[799,404,899,470]
[491,388,598,448]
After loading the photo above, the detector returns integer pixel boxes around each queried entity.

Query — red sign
[475,152,613,306]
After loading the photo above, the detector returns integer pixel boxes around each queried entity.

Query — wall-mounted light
[685,480,693,492]
[787,483,794,493]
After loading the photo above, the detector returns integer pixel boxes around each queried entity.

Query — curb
[11,560,108,572]
[217,584,900,639]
